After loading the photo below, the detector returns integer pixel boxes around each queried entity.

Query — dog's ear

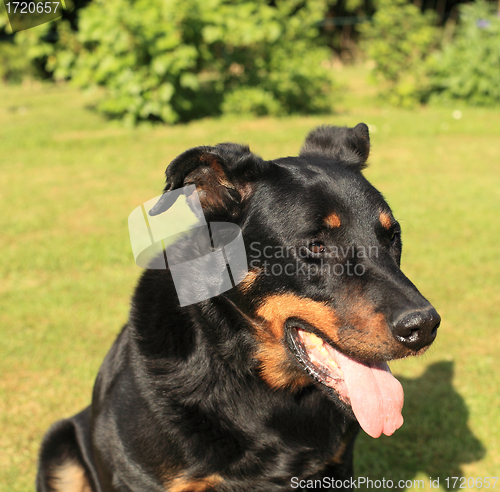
[149,143,267,218]
[299,123,370,169]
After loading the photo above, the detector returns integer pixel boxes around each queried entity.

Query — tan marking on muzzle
[335,295,410,360]
[252,294,340,390]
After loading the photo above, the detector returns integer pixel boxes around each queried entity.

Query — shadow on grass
[354,361,485,490]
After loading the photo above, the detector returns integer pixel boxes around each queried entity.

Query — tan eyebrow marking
[379,211,393,230]
[324,212,341,228]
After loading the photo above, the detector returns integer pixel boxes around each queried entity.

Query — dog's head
[151,124,440,438]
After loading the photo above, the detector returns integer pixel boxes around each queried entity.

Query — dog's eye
[308,242,326,254]
[390,231,400,245]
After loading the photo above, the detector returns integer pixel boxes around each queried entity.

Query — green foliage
[0,5,30,83]
[319,0,374,59]
[0,3,63,83]
[0,40,35,83]
[427,1,500,106]
[19,0,333,124]
[360,0,437,107]
[221,87,283,116]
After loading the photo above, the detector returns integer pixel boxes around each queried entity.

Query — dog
[37,124,440,492]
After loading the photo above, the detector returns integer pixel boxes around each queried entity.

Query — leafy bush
[19,0,333,124]
[427,1,500,106]
[0,40,34,83]
[0,6,33,82]
[360,0,437,107]
[221,87,282,116]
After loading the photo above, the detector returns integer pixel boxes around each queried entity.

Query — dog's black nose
[392,307,440,351]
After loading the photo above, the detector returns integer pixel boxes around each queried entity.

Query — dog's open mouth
[289,326,404,438]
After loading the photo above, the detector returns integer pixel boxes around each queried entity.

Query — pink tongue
[334,351,404,438]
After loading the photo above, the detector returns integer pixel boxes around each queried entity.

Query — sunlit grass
[1,66,499,491]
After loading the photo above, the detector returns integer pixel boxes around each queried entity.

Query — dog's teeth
[309,352,321,365]
[308,335,323,348]
[318,344,328,355]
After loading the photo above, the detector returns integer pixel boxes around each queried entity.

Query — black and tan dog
[37,124,440,492]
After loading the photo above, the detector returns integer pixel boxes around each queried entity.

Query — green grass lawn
[1,65,499,491]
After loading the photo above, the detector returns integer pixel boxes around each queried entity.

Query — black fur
[37,125,439,492]
[300,123,370,168]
